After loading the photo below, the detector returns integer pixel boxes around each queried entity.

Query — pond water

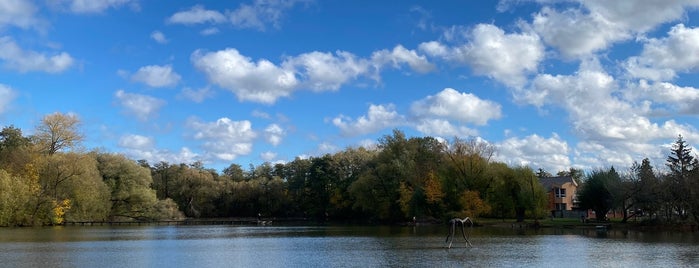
[1,224,698,267]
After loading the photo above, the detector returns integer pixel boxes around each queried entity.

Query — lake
[1,224,698,267]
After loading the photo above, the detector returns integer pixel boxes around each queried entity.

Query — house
[538,176,583,218]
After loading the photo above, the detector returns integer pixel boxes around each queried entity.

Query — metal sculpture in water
[445,217,473,248]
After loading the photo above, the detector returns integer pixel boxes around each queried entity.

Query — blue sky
[1,0,699,173]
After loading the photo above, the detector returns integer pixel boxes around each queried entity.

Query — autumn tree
[442,136,495,218]
[34,112,84,155]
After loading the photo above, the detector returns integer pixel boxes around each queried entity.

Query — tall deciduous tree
[34,112,84,155]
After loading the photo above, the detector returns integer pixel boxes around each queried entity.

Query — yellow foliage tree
[459,190,491,217]
[51,199,71,225]
[424,171,444,205]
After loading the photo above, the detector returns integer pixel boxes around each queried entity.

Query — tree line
[575,135,699,224]
[0,112,697,227]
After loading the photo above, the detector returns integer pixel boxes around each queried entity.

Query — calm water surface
[1,224,698,267]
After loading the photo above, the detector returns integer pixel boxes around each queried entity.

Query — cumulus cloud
[520,59,698,168]
[283,50,371,91]
[411,88,502,125]
[414,119,477,138]
[130,64,181,88]
[192,48,298,104]
[332,104,404,136]
[260,151,277,161]
[626,80,699,115]
[0,0,43,29]
[529,0,699,59]
[495,134,571,173]
[118,134,154,149]
[419,24,543,88]
[114,90,166,121]
[532,7,626,59]
[118,133,200,164]
[187,117,257,161]
[625,24,699,81]
[0,84,16,114]
[371,45,435,74]
[167,5,226,25]
[49,0,136,13]
[264,124,285,146]
[0,36,73,73]
[192,47,434,104]
[150,31,168,44]
[582,0,698,33]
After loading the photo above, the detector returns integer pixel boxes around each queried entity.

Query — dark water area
[1,225,698,267]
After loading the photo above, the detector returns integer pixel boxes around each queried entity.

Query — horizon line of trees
[0,112,697,227]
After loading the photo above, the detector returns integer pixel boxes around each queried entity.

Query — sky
[1,0,699,173]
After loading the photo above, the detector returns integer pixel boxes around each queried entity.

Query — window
[555,203,567,211]
[555,188,566,198]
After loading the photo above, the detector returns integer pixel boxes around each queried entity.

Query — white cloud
[114,90,165,121]
[264,124,285,146]
[179,87,215,103]
[522,59,698,168]
[201,27,220,35]
[582,0,699,33]
[529,1,699,59]
[260,151,277,161]
[332,104,404,136]
[130,64,181,88]
[167,1,306,31]
[192,48,298,104]
[187,117,257,161]
[0,36,73,73]
[283,50,371,91]
[626,80,699,115]
[50,0,136,13]
[411,88,502,125]
[118,134,154,149]
[167,5,226,25]
[0,0,42,29]
[228,0,306,31]
[0,84,16,114]
[150,31,168,44]
[117,134,201,165]
[532,7,626,59]
[371,45,435,74]
[420,24,543,88]
[625,24,699,81]
[414,119,477,138]
[495,133,571,173]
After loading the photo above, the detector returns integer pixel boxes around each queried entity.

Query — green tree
[629,158,661,221]
[0,125,33,173]
[578,168,620,221]
[95,153,160,221]
[665,135,698,221]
